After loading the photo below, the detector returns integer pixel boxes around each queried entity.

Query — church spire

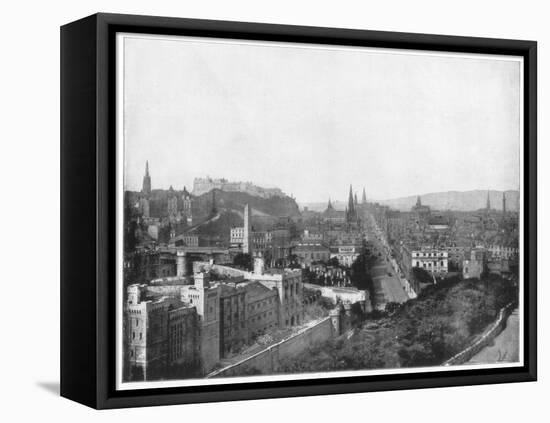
[142,160,151,196]
[416,196,421,207]
[348,185,354,214]
[327,198,333,210]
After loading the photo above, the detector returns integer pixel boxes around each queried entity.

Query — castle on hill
[192,176,285,198]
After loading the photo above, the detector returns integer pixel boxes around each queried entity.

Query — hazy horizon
[122,34,522,203]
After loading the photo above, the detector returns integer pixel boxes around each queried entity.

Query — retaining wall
[443,302,514,366]
[207,316,334,377]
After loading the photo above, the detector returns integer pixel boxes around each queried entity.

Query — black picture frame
[60,12,537,409]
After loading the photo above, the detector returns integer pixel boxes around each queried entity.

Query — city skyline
[127,161,519,206]
[122,35,521,203]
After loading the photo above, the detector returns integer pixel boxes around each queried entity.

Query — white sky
[122,34,521,203]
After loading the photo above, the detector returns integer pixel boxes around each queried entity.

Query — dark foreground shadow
[36,381,60,396]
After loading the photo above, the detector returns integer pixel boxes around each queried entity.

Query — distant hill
[378,190,519,212]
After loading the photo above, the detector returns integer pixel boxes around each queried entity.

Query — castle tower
[362,187,367,204]
[142,161,151,196]
[243,204,252,254]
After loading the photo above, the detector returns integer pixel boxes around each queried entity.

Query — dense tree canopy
[277,275,517,373]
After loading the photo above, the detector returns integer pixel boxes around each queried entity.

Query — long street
[363,213,409,310]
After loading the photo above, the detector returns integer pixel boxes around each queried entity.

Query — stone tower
[502,192,507,214]
[142,161,151,196]
[243,204,252,254]
[189,272,220,373]
[362,187,367,204]
[486,190,491,210]
[167,185,178,218]
[182,186,193,225]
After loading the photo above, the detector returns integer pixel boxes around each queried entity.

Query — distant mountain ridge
[378,190,519,212]
[300,190,520,213]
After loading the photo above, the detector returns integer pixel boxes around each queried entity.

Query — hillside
[189,189,301,236]
[273,275,517,374]
[379,190,519,212]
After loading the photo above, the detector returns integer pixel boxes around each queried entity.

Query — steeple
[327,198,334,210]
[362,187,367,204]
[142,160,151,196]
[347,185,356,223]
[416,196,421,207]
[354,193,358,206]
[348,185,354,214]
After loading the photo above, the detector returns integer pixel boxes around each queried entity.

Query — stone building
[180,272,221,373]
[246,260,304,328]
[126,250,176,284]
[243,281,279,337]
[410,247,449,275]
[329,244,362,268]
[294,243,330,267]
[463,248,487,279]
[218,284,247,356]
[125,284,199,381]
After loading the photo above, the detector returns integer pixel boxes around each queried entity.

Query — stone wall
[443,302,514,366]
[207,316,335,377]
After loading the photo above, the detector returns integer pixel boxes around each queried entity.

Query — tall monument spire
[486,190,491,210]
[362,187,367,204]
[211,190,217,214]
[502,192,506,214]
[142,160,151,196]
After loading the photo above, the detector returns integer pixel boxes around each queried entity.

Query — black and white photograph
[117,32,524,389]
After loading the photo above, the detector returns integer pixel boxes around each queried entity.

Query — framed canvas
[60,13,537,409]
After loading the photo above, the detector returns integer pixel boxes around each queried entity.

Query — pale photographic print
[116,33,523,390]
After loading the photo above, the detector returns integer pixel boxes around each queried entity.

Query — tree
[328,257,340,267]
[412,267,433,284]
[233,253,252,270]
